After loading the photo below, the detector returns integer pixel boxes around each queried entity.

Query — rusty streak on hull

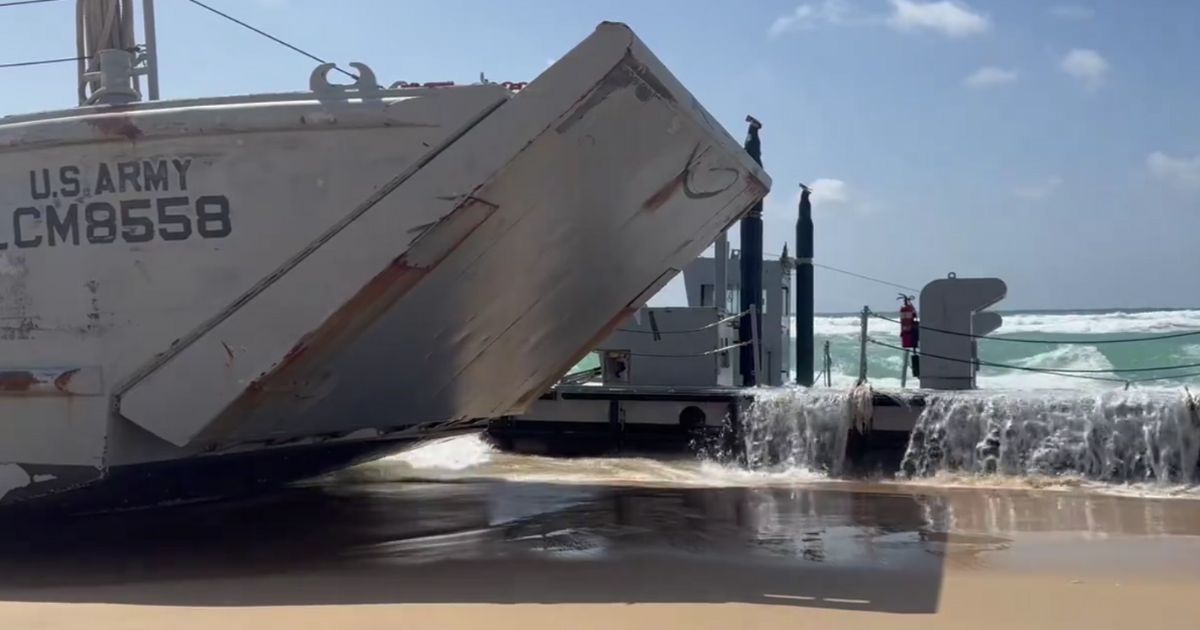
[207,198,500,442]
[0,372,39,393]
[85,115,143,143]
[0,368,89,396]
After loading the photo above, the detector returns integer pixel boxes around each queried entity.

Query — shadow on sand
[0,481,951,613]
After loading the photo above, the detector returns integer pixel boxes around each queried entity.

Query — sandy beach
[2,465,1199,629]
[3,571,1198,630]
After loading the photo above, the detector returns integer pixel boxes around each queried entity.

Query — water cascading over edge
[901,390,1200,484]
[730,386,873,475]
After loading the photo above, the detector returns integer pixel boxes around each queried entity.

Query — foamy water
[811,308,1200,390]
[340,435,827,488]
[343,404,1199,500]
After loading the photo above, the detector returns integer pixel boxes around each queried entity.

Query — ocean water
[812,308,1200,389]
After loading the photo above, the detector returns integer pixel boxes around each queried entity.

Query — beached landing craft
[0,1,769,509]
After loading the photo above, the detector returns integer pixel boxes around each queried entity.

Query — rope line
[183,0,358,80]
[1138,370,1200,384]
[0,55,88,69]
[629,340,751,359]
[814,263,919,293]
[617,309,748,335]
[869,311,1200,345]
[867,338,1200,385]
[0,0,61,7]
[865,338,1128,384]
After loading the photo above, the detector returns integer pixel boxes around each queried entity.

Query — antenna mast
[76,0,160,105]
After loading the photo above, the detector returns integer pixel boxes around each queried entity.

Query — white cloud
[1014,176,1063,200]
[809,178,851,206]
[1049,5,1094,21]
[765,178,857,218]
[888,0,989,38]
[769,5,817,37]
[768,1,854,37]
[1147,152,1200,191]
[964,66,1019,88]
[1059,48,1108,89]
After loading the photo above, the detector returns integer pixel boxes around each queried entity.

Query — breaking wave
[808,308,1200,390]
[811,309,1200,337]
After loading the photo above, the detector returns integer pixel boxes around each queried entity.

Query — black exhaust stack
[796,184,814,386]
[739,116,764,387]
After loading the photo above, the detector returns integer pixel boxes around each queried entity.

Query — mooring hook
[310,62,379,94]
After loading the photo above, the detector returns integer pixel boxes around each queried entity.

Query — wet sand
[2,467,1199,629]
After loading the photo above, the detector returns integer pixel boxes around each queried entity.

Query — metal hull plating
[0,23,770,506]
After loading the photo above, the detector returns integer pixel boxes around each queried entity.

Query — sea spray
[900,389,1200,484]
[733,386,871,474]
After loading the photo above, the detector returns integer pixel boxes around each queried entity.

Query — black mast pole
[796,185,814,386]
[739,116,764,387]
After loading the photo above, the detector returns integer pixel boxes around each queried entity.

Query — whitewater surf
[814,308,1200,389]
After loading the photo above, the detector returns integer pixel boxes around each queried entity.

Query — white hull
[0,23,769,506]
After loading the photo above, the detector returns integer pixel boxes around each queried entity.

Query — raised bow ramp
[0,23,769,505]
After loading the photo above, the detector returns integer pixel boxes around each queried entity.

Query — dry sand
[2,562,1197,630]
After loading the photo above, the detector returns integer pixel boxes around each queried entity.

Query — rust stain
[642,170,686,211]
[0,367,98,397]
[209,197,495,440]
[234,257,430,412]
[277,340,310,371]
[87,116,143,142]
[53,369,79,393]
[0,371,39,392]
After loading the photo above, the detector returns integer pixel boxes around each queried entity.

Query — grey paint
[713,231,728,317]
[599,308,734,387]
[917,276,1007,390]
[521,396,730,428]
[683,253,791,386]
[0,23,771,503]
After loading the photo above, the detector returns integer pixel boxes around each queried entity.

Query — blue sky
[3,0,1198,311]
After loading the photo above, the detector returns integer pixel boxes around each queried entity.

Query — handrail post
[824,340,832,387]
[857,306,869,385]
